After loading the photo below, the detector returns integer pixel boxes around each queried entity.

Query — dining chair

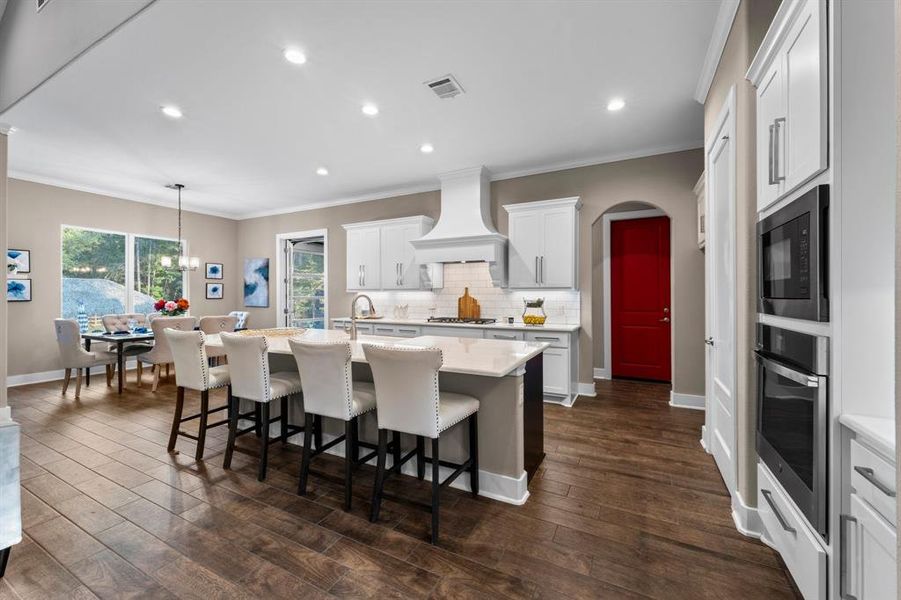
[363,344,480,544]
[228,311,249,329]
[288,339,379,510]
[54,319,118,399]
[136,317,195,392]
[165,329,231,460]
[220,332,305,480]
[198,315,238,364]
[101,312,153,379]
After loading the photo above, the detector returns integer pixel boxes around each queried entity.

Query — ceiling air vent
[425,74,464,99]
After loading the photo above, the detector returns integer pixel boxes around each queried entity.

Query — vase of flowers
[154,297,190,316]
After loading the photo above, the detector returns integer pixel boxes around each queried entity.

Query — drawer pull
[398,329,418,333]
[761,489,796,534]
[854,465,896,497]
[494,335,517,340]
[840,514,859,600]
[534,336,560,341]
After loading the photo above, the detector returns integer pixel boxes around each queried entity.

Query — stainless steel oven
[758,184,829,321]
[755,324,829,538]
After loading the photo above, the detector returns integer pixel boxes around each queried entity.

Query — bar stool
[136,316,195,392]
[288,339,382,510]
[165,329,232,460]
[220,332,305,480]
[363,344,480,544]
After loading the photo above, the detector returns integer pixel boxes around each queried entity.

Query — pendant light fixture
[161,183,200,271]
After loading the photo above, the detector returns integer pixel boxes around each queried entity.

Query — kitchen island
[205,329,547,504]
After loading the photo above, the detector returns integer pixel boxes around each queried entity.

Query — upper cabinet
[748,0,827,212]
[504,197,581,289]
[343,216,443,292]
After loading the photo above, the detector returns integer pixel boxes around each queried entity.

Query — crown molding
[694,0,740,104]
[746,0,806,86]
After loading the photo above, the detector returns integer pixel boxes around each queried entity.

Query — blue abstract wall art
[243,258,269,307]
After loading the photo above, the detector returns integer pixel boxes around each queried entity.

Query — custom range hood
[411,166,508,286]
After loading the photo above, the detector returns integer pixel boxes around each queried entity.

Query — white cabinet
[344,216,443,291]
[371,323,422,338]
[504,197,580,289]
[845,494,897,600]
[524,331,573,400]
[749,0,827,212]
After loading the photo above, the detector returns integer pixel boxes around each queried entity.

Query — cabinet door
[380,225,405,290]
[347,228,380,290]
[756,59,786,212]
[783,0,827,193]
[540,209,576,288]
[847,493,897,600]
[396,224,422,289]
[542,347,570,396]
[508,211,543,287]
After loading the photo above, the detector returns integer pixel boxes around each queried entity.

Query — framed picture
[206,282,224,300]
[206,262,223,279]
[243,257,269,307]
[7,278,32,302]
[7,249,30,274]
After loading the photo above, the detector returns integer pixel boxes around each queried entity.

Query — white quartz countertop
[205,329,549,378]
[331,316,580,333]
[839,413,896,459]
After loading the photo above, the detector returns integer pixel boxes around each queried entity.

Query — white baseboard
[700,425,710,453]
[0,407,11,422]
[731,490,763,539]
[8,360,140,388]
[576,383,596,398]
[593,367,610,380]
[669,391,705,411]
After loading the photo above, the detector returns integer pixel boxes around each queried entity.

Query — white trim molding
[0,407,11,423]
[731,490,764,539]
[694,0,741,103]
[7,360,139,388]
[669,391,706,411]
[746,0,809,85]
[576,383,596,398]
[593,367,610,380]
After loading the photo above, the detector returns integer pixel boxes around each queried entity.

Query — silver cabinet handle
[398,328,418,333]
[533,336,559,342]
[535,256,539,284]
[761,489,796,534]
[755,354,821,387]
[840,514,859,600]
[773,117,786,182]
[358,265,362,287]
[540,256,544,284]
[854,466,896,497]
[494,334,517,340]
[362,265,365,287]
[768,123,776,185]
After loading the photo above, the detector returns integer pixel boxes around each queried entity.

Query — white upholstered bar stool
[198,315,238,364]
[165,329,232,460]
[288,339,378,510]
[136,317,195,391]
[220,332,305,480]
[54,319,118,399]
[362,344,480,544]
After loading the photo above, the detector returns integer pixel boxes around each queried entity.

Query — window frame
[275,228,329,329]
[60,224,189,317]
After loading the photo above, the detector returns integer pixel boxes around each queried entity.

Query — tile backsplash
[365,262,580,324]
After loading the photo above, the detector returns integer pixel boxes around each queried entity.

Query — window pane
[61,227,126,319]
[134,236,184,313]
[289,241,325,329]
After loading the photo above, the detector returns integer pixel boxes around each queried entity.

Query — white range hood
[411,166,508,286]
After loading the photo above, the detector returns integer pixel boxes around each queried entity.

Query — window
[286,238,325,328]
[61,226,186,320]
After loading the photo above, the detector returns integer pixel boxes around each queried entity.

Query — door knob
[705,337,714,346]
[659,317,670,323]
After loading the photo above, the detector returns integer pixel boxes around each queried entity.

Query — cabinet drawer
[485,330,524,341]
[372,324,399,336]
[757,463,826,600]
[422,326,484,339]
[393,325,421,338]
[354,323,374,335]
[850,439,897,527]
[525,331,570,349]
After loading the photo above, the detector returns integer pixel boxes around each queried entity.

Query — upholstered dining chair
[54,319,118,399]
[228,311,249,330]
[165,329,231,460]
[220,332,304,480]
[289,339,378,510]
[136,317,195,392]
[363,344,480,545]
[198,315,238,363]
[101,312,153,379]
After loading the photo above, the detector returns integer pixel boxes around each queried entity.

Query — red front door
[611,216,671,382]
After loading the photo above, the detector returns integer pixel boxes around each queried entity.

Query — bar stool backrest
[221,332,272,402]
[198,315,238,334]
[165,329,211,391]
[288,340,352,420]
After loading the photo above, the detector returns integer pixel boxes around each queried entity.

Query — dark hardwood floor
[2,374,801,599]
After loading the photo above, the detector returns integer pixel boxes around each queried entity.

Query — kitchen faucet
[349,294,375,340]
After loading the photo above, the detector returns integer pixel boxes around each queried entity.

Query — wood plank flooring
[2,374,801,599]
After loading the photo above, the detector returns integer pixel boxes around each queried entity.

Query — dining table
[81,331,155,394]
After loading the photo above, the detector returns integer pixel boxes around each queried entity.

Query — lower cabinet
[845,493,896,600]
[541,347,570,396]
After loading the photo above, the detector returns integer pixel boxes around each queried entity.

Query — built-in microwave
[757,184,829,322]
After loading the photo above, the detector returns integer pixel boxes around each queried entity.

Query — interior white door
[706,99,737,494]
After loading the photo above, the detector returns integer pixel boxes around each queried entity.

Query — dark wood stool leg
[168,387,186,452]
[0,546,10,578]
[280,397,289,444]
[370,429,389,522]
[469,413,479,496]
[195,390,210,460]
[344,419,353,511]
[314,415,323,450]
[416,435,425,480]
[223,394,239,469]
[350,417,359,464]
[431,437,440,545]
[254,404,262,437]
[392,431,401,472]
[298,412,315,495]
[258,403,270,481]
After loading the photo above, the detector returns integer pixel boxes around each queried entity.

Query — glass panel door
[287,238,325,328]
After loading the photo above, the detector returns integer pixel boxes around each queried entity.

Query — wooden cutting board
[458,287,481,319]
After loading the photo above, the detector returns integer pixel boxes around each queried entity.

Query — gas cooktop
[427,317,497,325]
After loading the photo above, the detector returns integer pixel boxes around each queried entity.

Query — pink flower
[164,301,177,311]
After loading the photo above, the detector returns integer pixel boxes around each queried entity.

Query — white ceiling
[1,0,720,219]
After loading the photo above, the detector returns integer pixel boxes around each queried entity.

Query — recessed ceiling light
[606,98,625,112]
[283,48,307,65]
[316,167,329,176]
[361,103,379,117]
[161,105,183,119]
[420,143,434,154]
